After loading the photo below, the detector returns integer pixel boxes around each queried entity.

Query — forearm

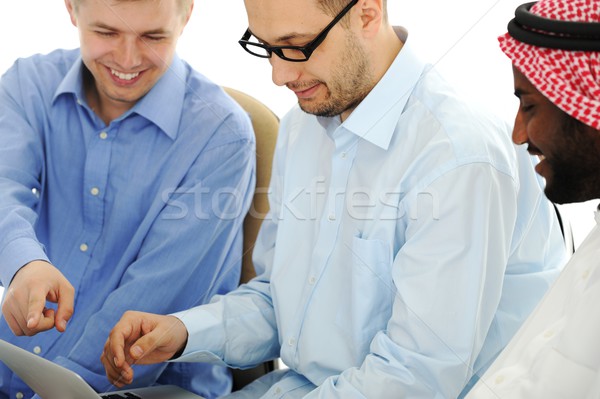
[175,277,279,368]
[0,66,46,287]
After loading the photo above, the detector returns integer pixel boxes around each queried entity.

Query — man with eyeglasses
[102,0,567,397]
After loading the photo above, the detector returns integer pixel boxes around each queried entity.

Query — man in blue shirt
[0,0,255,398]
[101,0,566,397]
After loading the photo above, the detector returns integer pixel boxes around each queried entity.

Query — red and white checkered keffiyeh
[499,0,600,130]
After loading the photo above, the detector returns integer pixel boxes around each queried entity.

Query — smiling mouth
[526,144,544,158]
[110,69,140,81]
[289,83,322,100]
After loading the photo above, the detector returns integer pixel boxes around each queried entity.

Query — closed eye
[143,35,166,42]
[521,104,534,112]
[519,102,535,113]
[96,30,116,37]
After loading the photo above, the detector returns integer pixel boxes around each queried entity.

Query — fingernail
[132,346,144,358]
[59,320,67,330]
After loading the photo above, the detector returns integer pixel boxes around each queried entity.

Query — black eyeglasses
[238,0,359,62]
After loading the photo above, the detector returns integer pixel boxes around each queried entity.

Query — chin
[545,183,594,205]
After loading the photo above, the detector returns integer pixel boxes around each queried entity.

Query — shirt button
[99,131,108,140]
[309,276,316,285]
[33,346,42,354]
[582,270,590,279]
[494,375,505,385]
[80,243,89,252]
[328,213,335,221]
[90,187,100,196]
[341,152,347,159]
[16,393,24,399]
[288,337,296,346]
[274,387,282,395]
[543,329,555,339]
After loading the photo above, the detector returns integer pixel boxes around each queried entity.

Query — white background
[0,0,597,247]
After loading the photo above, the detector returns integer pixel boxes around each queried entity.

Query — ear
[356,0,384,37]
[183,1,194,26]
[64,0,78,27]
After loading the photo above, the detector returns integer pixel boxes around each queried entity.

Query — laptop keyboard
[100,393,141,399]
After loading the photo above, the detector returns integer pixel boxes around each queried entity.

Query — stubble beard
[299,31,374,118]
[544,115,600,204]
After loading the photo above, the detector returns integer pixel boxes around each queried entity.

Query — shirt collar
[53,57,87,106]
[339,26,426,150]
[53,54,186,140]
[132,55,185,140]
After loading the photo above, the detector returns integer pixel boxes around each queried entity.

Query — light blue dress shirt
[0,49,256,399]
[173,28,567,398]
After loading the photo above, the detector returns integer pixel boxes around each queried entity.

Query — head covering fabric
[499,0,600,130]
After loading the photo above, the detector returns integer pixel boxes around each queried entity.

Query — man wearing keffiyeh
[467,0,600,397]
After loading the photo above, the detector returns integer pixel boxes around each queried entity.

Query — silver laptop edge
[0,338,204,399]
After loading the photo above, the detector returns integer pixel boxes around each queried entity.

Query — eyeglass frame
[238,0,359,62]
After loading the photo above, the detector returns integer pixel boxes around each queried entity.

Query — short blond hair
[317,0,388,25]
[70,0,193,17]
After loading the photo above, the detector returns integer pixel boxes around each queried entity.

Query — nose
[269,55,302,87]
[512,110,528,145]
[115,36,143,70]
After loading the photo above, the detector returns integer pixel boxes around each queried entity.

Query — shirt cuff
[169,304,228,365]
[0,237,49,287]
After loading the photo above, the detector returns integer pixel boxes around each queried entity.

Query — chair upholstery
[222,87,279,391]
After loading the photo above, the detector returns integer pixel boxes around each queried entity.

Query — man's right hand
[102,311,188,388]
[1,260,74,336]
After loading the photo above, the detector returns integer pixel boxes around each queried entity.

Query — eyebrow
[250,29,316,45]
[514,88,528,98]
[277,32,315,42]
[92,22,170,36]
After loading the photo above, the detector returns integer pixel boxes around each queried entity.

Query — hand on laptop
[1,260,74,336]
[102,311,188,387]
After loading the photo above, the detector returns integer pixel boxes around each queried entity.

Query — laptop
[0,338,205,399]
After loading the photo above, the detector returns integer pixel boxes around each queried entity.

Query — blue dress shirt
[0,49,256,399]
[170,28,567,398]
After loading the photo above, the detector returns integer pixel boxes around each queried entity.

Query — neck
[372,25,404,84]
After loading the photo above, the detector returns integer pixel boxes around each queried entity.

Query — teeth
[539,155,545,160]
[111,69,140,80]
